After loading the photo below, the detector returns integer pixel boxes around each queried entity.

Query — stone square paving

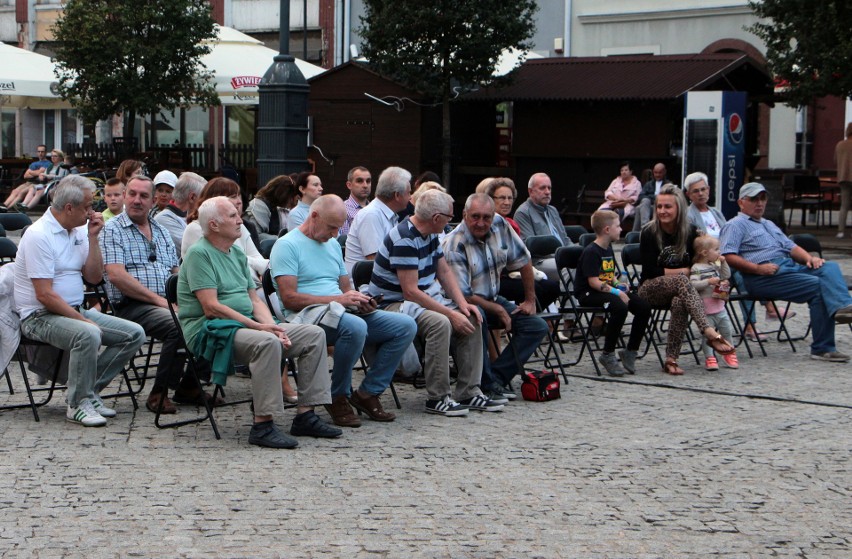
[0,243,850,558]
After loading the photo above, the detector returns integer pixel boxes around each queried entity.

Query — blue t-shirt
[28,160,51,174]
[270,228,346,316]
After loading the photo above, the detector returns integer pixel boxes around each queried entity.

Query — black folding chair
[1,252,139,419]
[564,225,588,244]
[0,212,32,232]
[348,260,403,407]
[525,235,562,259]
[790,233,852,335]
[618,243,700,367]
[156,274,252,439]
[786,175,829,228]
[553,246,617,376]
[578,232,596,247]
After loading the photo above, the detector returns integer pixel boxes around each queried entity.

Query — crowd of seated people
[4,159,851,450]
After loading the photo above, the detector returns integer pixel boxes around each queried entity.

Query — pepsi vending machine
[682,91,746,219]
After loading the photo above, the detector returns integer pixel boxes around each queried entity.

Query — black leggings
[577,291,652,353]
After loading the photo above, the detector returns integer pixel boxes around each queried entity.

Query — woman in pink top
[598,161,642,222]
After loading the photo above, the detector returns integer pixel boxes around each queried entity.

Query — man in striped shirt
[368,189,503,416]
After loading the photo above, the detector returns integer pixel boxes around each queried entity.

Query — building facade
[2,0,849,174]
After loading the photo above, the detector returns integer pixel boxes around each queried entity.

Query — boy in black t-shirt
[576,210,652,376]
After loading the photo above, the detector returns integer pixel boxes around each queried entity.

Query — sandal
[744,328,768,342]
[766,305,796,321]
[663,359,684,375]
[708,334,735,356]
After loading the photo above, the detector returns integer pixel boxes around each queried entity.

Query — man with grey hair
[514,172,570,245]
[154,171,206,252]
[368,188,503,416]
[514,172,572,283]
[633,162,671,232]
[443,193,548,400]
[178,196,340,448]
[721,182,852,363]
[344,166,412,274]
[13,175,146,427]
[339,166,372,236]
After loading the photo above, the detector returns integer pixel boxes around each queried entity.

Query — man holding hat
[151,170,177,219]
[720,182,852,362]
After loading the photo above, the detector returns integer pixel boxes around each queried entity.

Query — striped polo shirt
[368,218,444,303]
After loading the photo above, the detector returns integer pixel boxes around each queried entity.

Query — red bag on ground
[521,370,561,401]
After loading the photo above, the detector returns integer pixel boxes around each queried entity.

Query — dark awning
[467,53,773,102]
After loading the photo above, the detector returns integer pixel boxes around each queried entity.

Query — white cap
[153,170,178,188]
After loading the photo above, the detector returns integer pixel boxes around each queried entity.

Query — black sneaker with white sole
[458,394,504,412]
[425,395,469,416]
[483,387,509,405]
[500,385,518,400]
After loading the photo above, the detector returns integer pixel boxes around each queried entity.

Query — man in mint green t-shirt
[178,197,341,448]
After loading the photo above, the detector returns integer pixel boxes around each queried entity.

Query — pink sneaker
[722,353,739,369]
[705,356,719,371]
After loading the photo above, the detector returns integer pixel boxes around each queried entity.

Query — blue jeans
[321,310,417,397]
[21,308,147,407]
[743,258,852,354]
[479,296,549,389]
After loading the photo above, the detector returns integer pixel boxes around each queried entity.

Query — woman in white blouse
[181,177,268,280]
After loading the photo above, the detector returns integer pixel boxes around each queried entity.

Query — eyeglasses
[493,195,514,201]
[148,240,157,262]
[433,212,454,221]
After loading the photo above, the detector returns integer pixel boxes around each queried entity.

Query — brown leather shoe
[349,389,396,422]
[324,395,361,427]
[146,390,177,414]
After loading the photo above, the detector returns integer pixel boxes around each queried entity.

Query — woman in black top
[638,185,734,374]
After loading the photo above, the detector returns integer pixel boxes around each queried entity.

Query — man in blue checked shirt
[443,193,548,400]
[721,182,852,363]
[100,175,212,414]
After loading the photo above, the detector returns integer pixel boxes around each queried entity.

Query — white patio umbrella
[0,42,69,109]
[201,25,325,106]
[493,48,543,77]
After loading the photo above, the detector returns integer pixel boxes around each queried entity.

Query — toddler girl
[690,235,738,370]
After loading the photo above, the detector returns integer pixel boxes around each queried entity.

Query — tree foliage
[52,0,219,133]
[359,0,538,189]
[748,0,852,106]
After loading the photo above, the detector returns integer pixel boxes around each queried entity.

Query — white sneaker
[837,232,845,239]
[91,395,117,418]
[66,399,107,427]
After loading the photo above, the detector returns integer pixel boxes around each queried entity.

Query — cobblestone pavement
[0,248,850,558]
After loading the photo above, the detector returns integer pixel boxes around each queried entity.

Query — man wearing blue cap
[720,182,852,362]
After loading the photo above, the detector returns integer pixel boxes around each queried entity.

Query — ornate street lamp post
[257,0,310,186]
